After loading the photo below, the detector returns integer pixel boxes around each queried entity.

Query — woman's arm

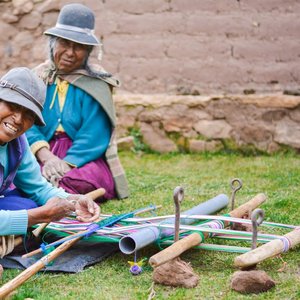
[13,140,69,206]
[0,198,75,236]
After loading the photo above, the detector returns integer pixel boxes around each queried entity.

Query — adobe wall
[1,0,299,94]
[1,0,300,153]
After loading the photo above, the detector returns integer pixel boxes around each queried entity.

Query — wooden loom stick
[32,188,106,237]
[149,193,267,268]
[234,227,300,268]
[0,230,83,299]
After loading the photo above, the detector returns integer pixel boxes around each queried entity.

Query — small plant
[129,127,153,154]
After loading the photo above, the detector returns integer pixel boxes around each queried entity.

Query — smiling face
[53,38,90,73]
[0,100,35,145]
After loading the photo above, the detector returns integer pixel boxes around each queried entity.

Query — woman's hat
[0,67,46,126]
[44,3,100,46]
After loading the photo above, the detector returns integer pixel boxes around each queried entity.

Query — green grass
[2,151,300,299]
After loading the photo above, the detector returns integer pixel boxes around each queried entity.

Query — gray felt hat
[44,3,100,46]
[0,67,46,126]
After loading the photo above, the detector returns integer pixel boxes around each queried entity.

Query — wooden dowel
[234,227,300,268]
[0,233,82,299]
[230,193,266,218]
[32,188,105,237]
[149,193,267,268]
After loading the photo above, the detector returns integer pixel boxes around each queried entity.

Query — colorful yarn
[128,254,147,276]
[40,242,55,266]
[280,236,292,252]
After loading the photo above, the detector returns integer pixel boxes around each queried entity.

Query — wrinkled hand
[42,156,72,182]
[27,197,75,226]
[67,194,100,222]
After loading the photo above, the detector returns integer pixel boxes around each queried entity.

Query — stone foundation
[115,94,300,153]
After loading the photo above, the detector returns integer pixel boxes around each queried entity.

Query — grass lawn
[1,151,300,299]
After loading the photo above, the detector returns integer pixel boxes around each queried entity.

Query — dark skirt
[47,132,116,200]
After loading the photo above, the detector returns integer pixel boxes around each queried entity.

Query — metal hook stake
[251,208,265,250]
[173,186,184,243]
[230,178,243,211]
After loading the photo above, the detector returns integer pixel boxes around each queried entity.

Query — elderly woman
[0,67,100,262]
[26,3,129,201]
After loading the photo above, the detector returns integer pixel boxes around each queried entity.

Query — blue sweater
[0,137,68,235]
[26,83,112,167]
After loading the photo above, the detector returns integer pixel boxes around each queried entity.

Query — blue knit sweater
[0,137,68,235]
[26,83,112,167]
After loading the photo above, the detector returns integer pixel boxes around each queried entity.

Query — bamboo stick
[149,193,266,268]
[0,232,82,298]
[32,188,105,237]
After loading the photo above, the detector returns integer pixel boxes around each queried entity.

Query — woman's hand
[27,197,75,226]
[67,194,100,223]
[36,147,71,183]
[42,156,71,182]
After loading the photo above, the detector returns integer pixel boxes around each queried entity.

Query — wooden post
[234,227,300,268]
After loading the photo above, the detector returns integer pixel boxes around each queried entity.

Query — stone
[140,122,177,153]
[235,125,272,144]
[117,136,134,151]
[41,11,59,27]
[231,270,275,294]
[193,120,232,139]
[12,0,34,14]
[267,141,281,154]
[163,117,195,133]
[274,118,300,148]
[189,139,223,152]
[19,10,42,29]
[36,0,60,13]
[139,107,170,122]
[153,257,199,288]
[0,21,18,42]
[2,12,19,23]
[116,106,143,128]
[290,108,300,122]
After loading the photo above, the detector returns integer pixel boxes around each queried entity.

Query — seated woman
[0,67,100,259]
[26,3,129,201]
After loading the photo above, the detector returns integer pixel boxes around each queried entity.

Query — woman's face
[53,38,89,73]
[0,101,35,145]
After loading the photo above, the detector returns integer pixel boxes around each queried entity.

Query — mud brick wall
[0,0,299,95]
[1,0,300,153]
